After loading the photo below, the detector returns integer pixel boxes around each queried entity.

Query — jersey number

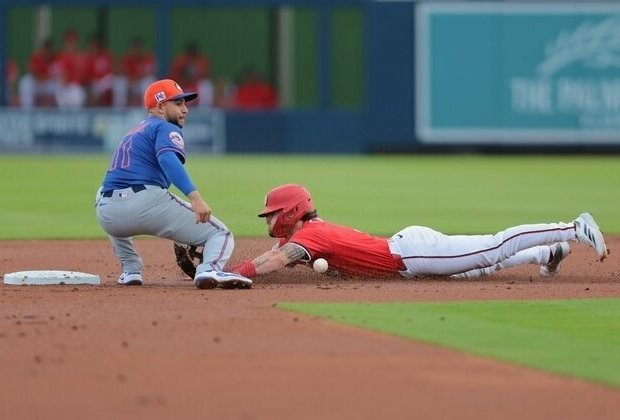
[109,137,133,171]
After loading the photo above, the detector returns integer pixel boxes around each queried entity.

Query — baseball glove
[173,242,203,279]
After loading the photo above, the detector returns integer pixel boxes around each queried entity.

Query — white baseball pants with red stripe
[451,245,553,279]
[387,221,576,278]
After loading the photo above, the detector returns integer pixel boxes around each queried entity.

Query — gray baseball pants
[95,185,233,276]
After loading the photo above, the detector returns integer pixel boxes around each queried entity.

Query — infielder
[230,184,608,280]
[95,78,252,289]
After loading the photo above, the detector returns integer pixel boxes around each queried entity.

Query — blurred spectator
[53,28,86,108]
[7,58,19,106]
[116,37,156,107]
[18,37,57,108]
[169,40,213,106]
[83,32,115,107]
[213,76,235,108]
[232,67,278,109]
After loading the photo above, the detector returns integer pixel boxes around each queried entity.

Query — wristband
[235,261,257,278]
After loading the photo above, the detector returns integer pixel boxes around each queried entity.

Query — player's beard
[166,113,184,128]
[267,214,278,238]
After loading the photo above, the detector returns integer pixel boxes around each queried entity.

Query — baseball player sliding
[95,78,252,289]
[229,184,608,280]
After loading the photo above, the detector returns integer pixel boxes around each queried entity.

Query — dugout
[1,0,619,153]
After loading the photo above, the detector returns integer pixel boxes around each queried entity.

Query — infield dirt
[1,237,619,420]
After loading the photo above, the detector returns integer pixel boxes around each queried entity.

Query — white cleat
[574,212,608,261]
[540,242,570,277]
[117,272,143,286]
[194,270,253,290]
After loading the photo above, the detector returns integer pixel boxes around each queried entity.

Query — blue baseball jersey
[102,116,187,191]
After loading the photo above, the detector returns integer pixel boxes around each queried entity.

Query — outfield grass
[4,154,618,388]
[0,154,618,239]
[280,298,620,388]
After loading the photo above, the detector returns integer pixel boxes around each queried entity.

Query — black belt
[102,185,147,198]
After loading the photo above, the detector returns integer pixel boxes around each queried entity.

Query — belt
[393,254,406,271]
[102,185,146,198]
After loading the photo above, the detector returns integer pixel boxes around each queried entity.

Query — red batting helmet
[258,184,314,237]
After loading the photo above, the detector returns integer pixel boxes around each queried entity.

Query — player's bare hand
[188,191,212,223]
[194,203,212,223]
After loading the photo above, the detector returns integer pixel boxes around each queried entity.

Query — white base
[3,270,100,285]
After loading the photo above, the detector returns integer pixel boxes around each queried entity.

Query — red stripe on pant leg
[401,225,574,260]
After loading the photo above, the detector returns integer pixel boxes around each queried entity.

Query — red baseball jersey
[29,51,54,80]
[284,218,399,276]
[122,52,155,80]
[82,49,114,83]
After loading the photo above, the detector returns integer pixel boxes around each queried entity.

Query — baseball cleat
[574,212,608,261]
[194,270,253,290]
[540,242,570,277]
[117,272,143,286]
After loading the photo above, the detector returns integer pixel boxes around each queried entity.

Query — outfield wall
[0,107,365,154]
[0,108,225,153]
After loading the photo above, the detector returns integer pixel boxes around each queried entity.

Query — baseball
[313,258,328,274]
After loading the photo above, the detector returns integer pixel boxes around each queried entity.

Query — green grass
[4,154,617,388]
[280,298,620,388]
[0,154,618,239]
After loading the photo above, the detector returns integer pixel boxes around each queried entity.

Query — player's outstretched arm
[233,243,307,278]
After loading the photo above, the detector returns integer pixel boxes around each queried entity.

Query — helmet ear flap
[261,184,315,237]
[271,207,300,237]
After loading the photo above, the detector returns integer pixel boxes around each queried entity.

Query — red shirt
[53,51,83,84]
[29,51,55,80]
[8,59,18,84]
[83,49,113,82]
[233,81,278,109]
[121,52,155,80]
[169,54,210,87]
[284,219,399,276]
